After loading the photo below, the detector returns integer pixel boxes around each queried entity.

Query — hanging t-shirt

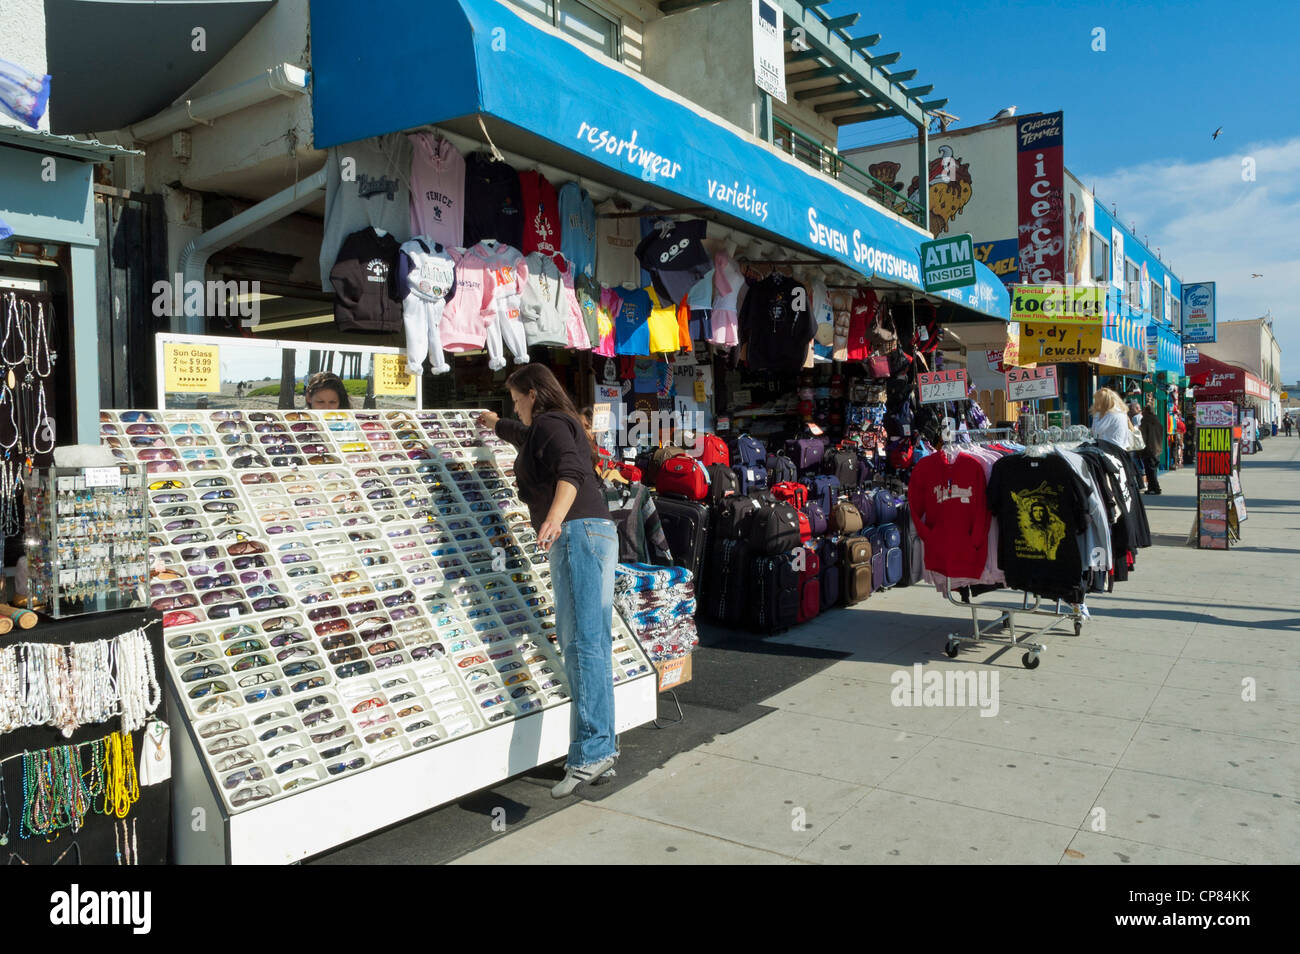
[407,133,465,249]
[594,199,641,287]
[810,278,834,362]
[462,153,523,249]
[986,454,1093,601]
[573,273,601,353]
[320,134,413,291]
[686,269,714,342]
[635,218,710,303]
[906,451,990,581]
[646,287,680,354]
[558,183,597,278]
[614,288,651,356]
[519,170,561,257]
[846,287,876,362]
[595,287,620,357]
[710,251,744,347]
[830,288,851,362]
[737,273,814,373]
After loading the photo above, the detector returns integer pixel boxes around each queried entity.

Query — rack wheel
[1022,652,1040,670]
[944,640,960,658]
[1073,621,1082,636]
[1003,619,1013,633]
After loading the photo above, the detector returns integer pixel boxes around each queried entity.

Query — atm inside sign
[920,233,976,292]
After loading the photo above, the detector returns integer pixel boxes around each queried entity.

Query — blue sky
[835,0,1299,381]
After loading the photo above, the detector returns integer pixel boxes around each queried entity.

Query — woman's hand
[536,518,563,552]
[477,411,499,430]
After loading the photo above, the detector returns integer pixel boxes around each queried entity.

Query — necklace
[33,302,53,378]
[0,763,10,846]
[0,293,23,368]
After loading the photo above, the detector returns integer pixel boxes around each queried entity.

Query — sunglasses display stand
[105,408,657,864]
[24,465,151,618]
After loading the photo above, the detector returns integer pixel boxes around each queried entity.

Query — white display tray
[170,668,657,864]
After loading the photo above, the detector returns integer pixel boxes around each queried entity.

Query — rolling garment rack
[940,426,1093,670]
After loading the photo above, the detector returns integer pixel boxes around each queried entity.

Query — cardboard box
[654,654,693,692]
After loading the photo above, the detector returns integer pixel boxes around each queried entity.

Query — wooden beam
[787,65,850,83]
[795,80,858,101]
[903,84,934,98]
[786,48,826,64]
[847,33,881,49]
[833,107,895,125]
[815,94,872,114]
[824,13,861,30]
[865,51,902,66]
[883,68,917,82]
[919,98,950,110]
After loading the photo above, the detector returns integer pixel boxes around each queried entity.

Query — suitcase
[875,490,900,524]
[863,527,886,593]
[797,509,812,543]
[826,447,860,489]
[767,452,798,484]
[797,545,821,624]
[705,537,751,625]
[830,500,863,534]
[656,455,709,501]
[732,461,769,494]
[787,437,827,472]
[655,497,710,588]
[748,502,802,557]
[817,536,840,610]
[728,434,767,467]
[851,488,877,527]
[804,500,828,537]
[878,522,903,588]
[811,475,841,514]
[751,550,801,632]
[700,434,730,467]
[704,463,738,507]
[715,495,760,540]
[900,502,923,587]
[841,536,873,605]
[772,481,808,511]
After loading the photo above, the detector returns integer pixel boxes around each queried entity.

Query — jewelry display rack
[106,407,656,864]
[23,465,150,617]
[0,609,169,865]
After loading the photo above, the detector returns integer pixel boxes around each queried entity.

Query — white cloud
[1082,137,1300,382]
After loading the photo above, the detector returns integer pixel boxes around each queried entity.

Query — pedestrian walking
[1089,387,1133,448]
[1285,417,1294,438]
[1139,397,1165,495]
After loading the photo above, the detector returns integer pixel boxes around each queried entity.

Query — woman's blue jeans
[547,518,619,769]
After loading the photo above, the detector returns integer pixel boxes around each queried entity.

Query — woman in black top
[477,365,620,797]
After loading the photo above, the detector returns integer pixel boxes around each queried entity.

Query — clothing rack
[938,435,1091,668]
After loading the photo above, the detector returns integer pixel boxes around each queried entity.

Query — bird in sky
[991,106,1017,120]
[1251,272,1263,278]
[1212,126,1223,140]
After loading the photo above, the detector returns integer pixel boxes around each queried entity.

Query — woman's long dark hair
[506,364,600,468]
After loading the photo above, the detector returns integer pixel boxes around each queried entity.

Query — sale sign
[1005,365,1059,402]
[918,368,967,404]
[163,343,219,393]
[1016,112,1065,285]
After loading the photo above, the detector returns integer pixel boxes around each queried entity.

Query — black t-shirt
[496,412,609,528]
[738,273,814,372]
[463,154,523,250]
[635,218,709,302]
[986,453,1092,601]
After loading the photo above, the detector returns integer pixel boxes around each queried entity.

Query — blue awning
[309,0,1008,320]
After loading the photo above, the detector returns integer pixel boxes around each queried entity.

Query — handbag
[866,354,892,379]
[1128,422,1146,452]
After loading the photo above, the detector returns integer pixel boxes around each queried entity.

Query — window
[505,0,620,60]
[1170,296,1181,333]
[1150,279,1163,323]
[1125,259,1140,308]
[1090,232,1109,284]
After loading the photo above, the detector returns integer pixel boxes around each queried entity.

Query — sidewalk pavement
[448,438,1300,865]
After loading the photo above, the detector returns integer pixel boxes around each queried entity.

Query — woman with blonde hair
[1090,387,1132,448]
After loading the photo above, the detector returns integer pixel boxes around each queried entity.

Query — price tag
[84,467,121,488]
[694,381,707,403]
[162,343,220,393]
[806,422,824,436]
[716,416,731,432]
[374,354,417,397]
[591,405,611,434]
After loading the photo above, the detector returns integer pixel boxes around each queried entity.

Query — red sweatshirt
[907,451,990,580]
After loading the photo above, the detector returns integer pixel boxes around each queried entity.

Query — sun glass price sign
[1005,365,1059,403]
[163,343,220,393]
[917,368,967,405]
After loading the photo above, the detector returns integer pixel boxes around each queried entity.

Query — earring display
[23,466,149,618]
[105,408,651,815]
